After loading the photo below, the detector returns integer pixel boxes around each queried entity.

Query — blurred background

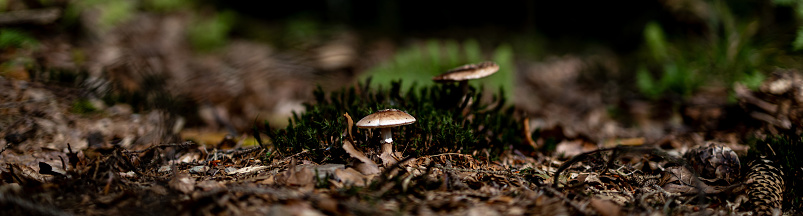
[2,0,803,147]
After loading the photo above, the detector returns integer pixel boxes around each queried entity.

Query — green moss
[98,0,135,31]
[189,10,236,52]
[261,80,524,162]
[61,0,136,32]
[0,29,39,49]
[70,98,98,114]
[144,0,192,12]
[283,16,321,46]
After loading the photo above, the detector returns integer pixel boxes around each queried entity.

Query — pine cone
[745,156,785,215]
[682,142,741,184]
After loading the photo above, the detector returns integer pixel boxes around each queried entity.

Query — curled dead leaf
[342,140,380,175]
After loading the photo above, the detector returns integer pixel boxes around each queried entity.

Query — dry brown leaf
[379,151,398,167]
[7,163,51,184]
[662,166,726,194]
[313,195,340,214]
[269,199,325,216]
[169,173,196,194]
[343,113,354,139]
[333,167,371,187]
[342,140,380,175]
[353,160,380,175]
[258,175,276,185]
[343,112,380,174]
[555,139,597,158]
[196,180,225,191]
[275,159,315,187]
[466,204,500,216]
[589,197,622,216]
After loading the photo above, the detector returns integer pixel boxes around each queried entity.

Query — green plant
[636,1,770,100]
[260,80,524,162]
[70,98,98,114]
[774,0,803,51]
[189,10,236,52]
[282,16,321,48]
[0,29,39,49]
[61,0,136,32]
[144,0,192,12]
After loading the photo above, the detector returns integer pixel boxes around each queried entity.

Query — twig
[222,146,264,156]
[0,142,11,155]
[123,141,194,154]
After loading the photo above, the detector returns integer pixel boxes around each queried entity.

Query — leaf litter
[1,66,802,215]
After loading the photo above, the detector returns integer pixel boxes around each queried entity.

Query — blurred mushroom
[434,61,499,90]
[355,109,416,167]
[433,61,500,105]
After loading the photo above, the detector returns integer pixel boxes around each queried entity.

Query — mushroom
[355,109,416,166]
[433,61,499,90]
[432,61,500,105]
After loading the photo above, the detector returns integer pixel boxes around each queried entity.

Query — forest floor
[0,65,801,215]
[1,3,802,215]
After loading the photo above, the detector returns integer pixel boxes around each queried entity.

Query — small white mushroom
[355,109,416,166]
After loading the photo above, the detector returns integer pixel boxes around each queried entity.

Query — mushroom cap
[432,61,500,82]
[355,109,416,128]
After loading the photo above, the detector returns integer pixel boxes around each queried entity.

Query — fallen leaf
[196,180,225,191]
[170,173,196,194]
[275,158,315,187]
[466,204,500,216]
[309,164,345,179]
[7,163,50,184]
[343,113,354,139]
[589,197,622,216]
[379,151,398,167]
[333,168,370,187]
[555,139,597,158]
[342,140,380,175]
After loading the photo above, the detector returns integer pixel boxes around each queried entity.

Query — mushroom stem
[458,81,471,108]
[459,80,469,95]
[379,127,398,166]
[380,127,393,154]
